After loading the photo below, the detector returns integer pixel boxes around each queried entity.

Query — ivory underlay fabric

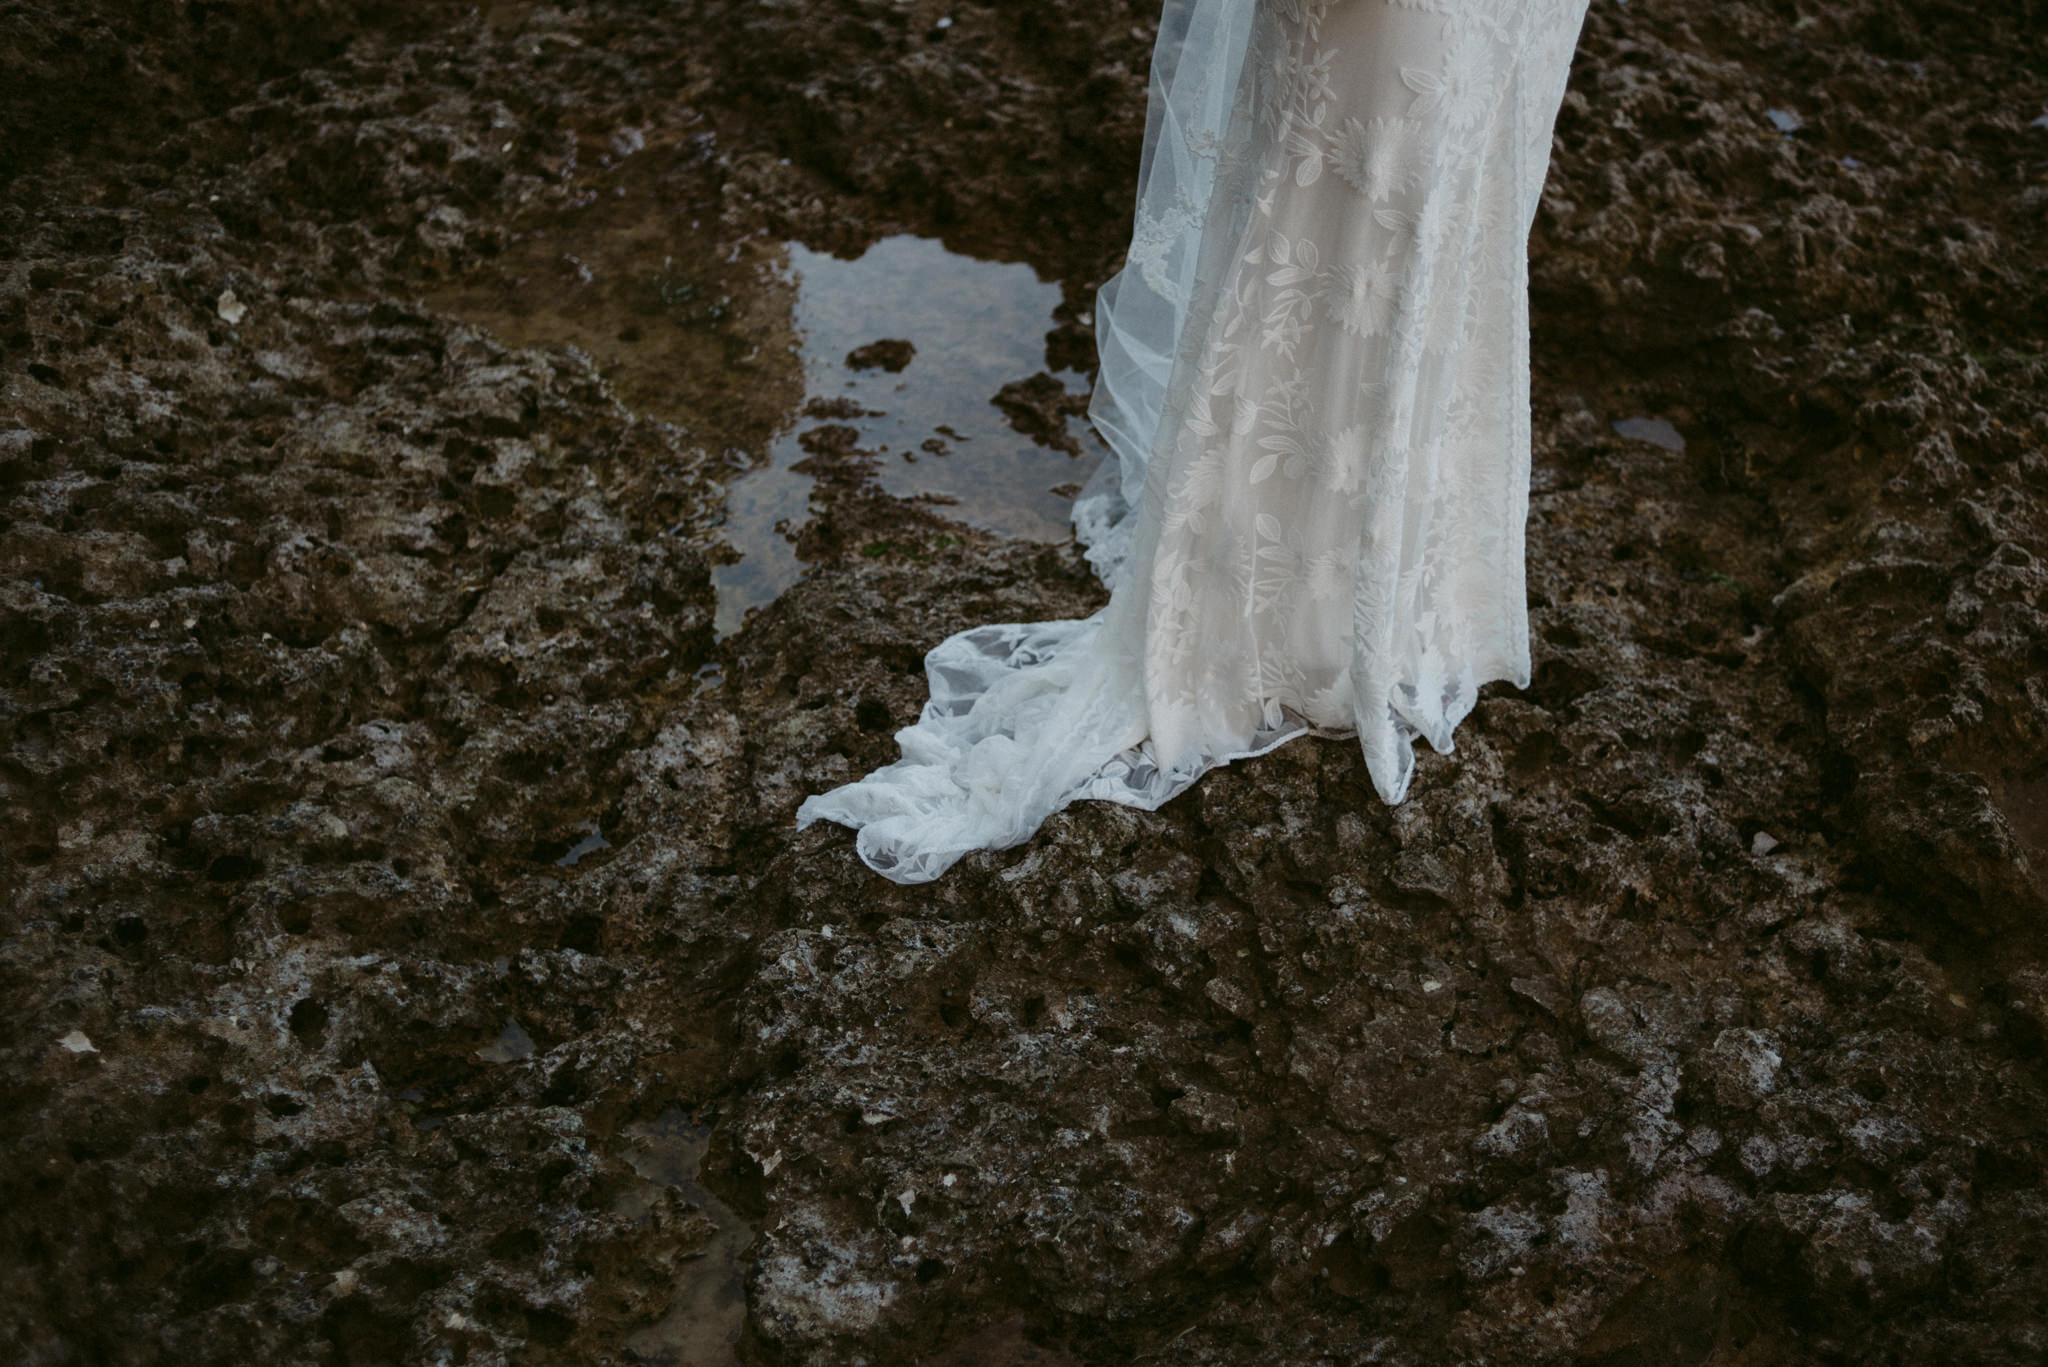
[796,0,1594,883]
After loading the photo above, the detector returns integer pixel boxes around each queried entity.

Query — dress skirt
[796,0,1593,884]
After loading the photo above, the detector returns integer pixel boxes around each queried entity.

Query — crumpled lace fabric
[797,0,1592,884]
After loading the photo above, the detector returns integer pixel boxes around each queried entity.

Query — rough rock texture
[3,2,2046,1365]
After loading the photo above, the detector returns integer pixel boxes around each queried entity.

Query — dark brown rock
[846,339,917,373]
[4,1,2047,1365]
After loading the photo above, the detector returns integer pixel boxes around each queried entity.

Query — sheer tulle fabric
[797,0,1592,883]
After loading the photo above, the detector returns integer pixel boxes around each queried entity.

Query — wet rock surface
[4,2,2047,1365]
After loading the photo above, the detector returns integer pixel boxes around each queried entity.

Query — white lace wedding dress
[796,0,1592,883]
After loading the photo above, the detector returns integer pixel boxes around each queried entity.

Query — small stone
[1740,1134,1778,1176]
[1751,831,1781,856]
[1704,1028,1783,1109]
[1203,976,1257,1021]
[331,1268,358,1297]
[216,289,247,325]
[1170,1088,1243,1139]
[845,338,915,372]
[57,1031,96,1054]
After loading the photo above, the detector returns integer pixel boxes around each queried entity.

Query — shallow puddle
[712,234,1103,636]
[474,1018,535,1064]
[1612,415,1686,452]
[428,171,1102,641]
[614,1108,754,1366]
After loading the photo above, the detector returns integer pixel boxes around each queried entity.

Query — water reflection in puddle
[427,177,1102,642]
[1612,415,1686,452]
[615,1108,753,1366]
[713,235,1104,637]
[475,1018,535,1064]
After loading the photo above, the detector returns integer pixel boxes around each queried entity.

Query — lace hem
[794,605,1531,885]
